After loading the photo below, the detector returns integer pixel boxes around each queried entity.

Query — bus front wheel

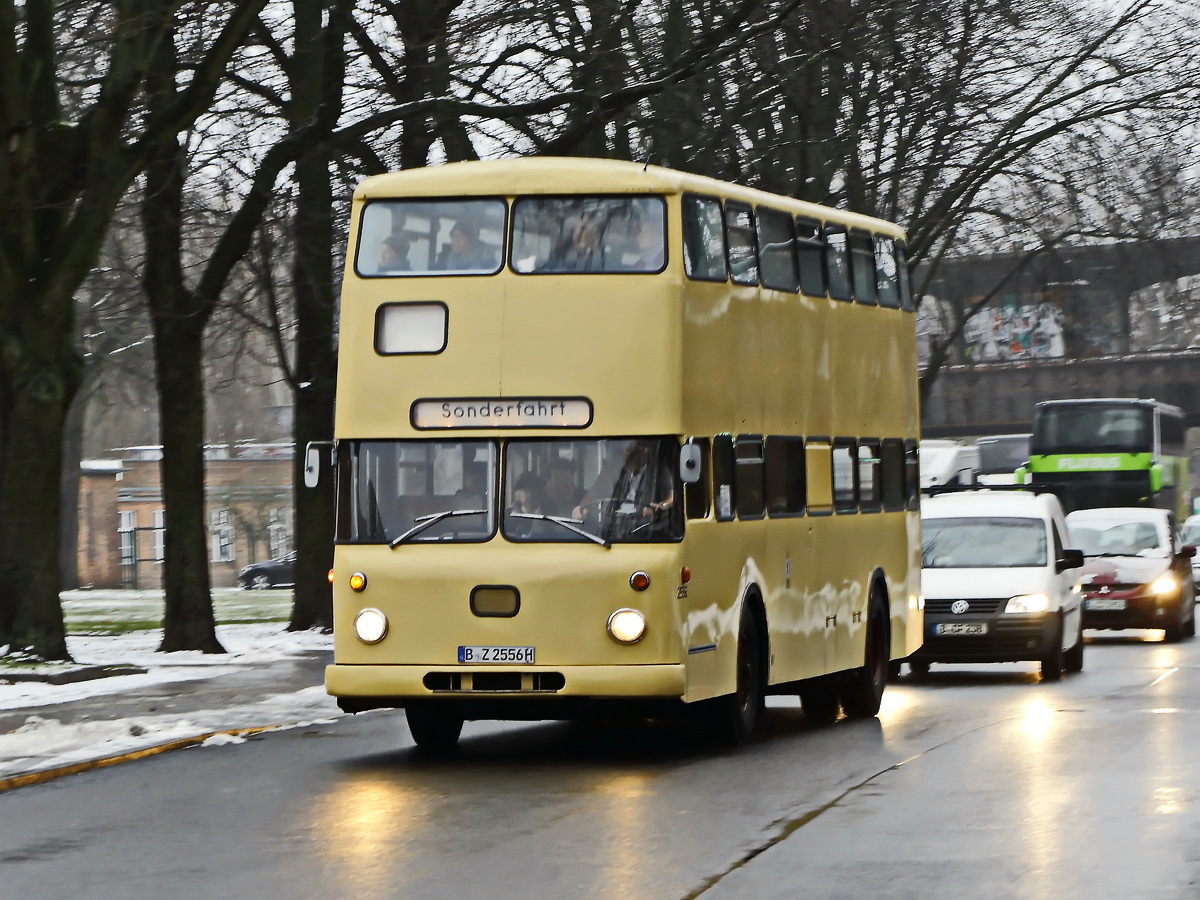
[405,703,464,753]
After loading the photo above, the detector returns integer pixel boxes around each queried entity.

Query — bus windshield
[511,196,665,273]
[503,437,682,543]
[344,440,497,544]
[1031,404,1152,454]
[922,517,1048,568]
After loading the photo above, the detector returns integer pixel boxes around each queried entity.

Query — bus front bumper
[326,662,687,717]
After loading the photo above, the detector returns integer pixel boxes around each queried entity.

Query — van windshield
[922,517,1047,568]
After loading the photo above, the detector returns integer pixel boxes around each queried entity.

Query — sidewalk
[0,589,341,789]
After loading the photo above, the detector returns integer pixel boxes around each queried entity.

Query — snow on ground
[0,590,340,780]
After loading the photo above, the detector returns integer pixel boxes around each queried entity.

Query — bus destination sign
[412,397,593,429]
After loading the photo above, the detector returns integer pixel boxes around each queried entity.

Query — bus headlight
[1151,575,1178,596]
[607,608,646,644]
[354,608,388,644]
[1005,593,1049,614]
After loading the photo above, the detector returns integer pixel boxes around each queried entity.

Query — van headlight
[1005,593,1049,614]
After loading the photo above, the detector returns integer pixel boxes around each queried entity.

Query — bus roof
[353,157,905,239]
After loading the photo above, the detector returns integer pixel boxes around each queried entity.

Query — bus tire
[721,602,765,744]
[405,703,464,753]
[841,595,889,719]
[799,677,840,725]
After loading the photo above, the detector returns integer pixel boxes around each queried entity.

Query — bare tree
[0,0,266,660]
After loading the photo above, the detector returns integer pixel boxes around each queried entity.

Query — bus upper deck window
[725,202,758,286]
[682,194,727,281]
[849,229,877,305]
[874,235,900,309]
[825,225,852,301]
[795,217,826,298]
[895,241,914,311]
[510,196,665,273]
[356,199,506,277]
[757,208,798,293]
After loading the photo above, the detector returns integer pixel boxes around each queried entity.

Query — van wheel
[720,603,765,744]
[908,659,930,678]
[841,596,889,719]
[405,703,464,753]
[1064,615,1084,673]
[1040,617,1064,681]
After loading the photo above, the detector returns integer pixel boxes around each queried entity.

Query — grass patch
[60,588,293,636]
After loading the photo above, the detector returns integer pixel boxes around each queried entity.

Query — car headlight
[1150,575,1178,596]
[1005,593,1050,614]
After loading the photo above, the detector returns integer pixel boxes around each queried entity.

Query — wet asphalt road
[2,629,1198,900]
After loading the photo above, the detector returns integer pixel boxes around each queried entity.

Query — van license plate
[934,623,986,636]
[1085,598,1125,611]
[458,645,535,664]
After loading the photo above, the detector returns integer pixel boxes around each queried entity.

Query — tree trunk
[142,21,223,654]
[0,322,79,659]
[151,319,225,653]
[287,0,344,631]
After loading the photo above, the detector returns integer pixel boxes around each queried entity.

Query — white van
[913,489,1085,680]
[919,439,980,489]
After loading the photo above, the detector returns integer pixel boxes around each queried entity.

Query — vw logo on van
[950,600,970,615]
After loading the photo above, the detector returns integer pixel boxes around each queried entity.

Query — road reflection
[309,773,428,896]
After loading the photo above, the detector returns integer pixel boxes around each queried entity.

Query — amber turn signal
[349,572,368,592]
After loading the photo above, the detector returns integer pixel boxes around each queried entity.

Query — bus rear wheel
[840,596,888,719]
[799,677,840,725]
[405,703,464,753]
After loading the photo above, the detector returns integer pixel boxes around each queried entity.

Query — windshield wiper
[389,509,486,548]
[510,512,610,548]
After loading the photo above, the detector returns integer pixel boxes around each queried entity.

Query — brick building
[76,444,294,589]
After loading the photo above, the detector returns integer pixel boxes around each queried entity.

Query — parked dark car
[1066,507,1196,642]
[238,551,295,589]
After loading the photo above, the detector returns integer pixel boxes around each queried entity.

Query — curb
[0,724,279,794]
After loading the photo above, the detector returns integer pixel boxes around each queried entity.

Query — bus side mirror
[680,443,702,484]
[1015,465,1029,485]
[1057,548,1085,573]
[304,441,333,488]
[1149,463,1164,493]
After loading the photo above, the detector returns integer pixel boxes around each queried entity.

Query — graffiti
[918,296,1066,365]
[963,301,1066,361]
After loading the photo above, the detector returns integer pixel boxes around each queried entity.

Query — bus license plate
[1085,598,1126,611]
[458,645,535,664]
[934,623,986,636]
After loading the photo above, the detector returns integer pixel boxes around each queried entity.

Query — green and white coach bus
[1018,398,1188,516]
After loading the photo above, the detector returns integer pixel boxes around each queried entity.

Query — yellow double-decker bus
[320,157,922,750]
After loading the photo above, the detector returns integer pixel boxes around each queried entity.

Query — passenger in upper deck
[436,219,493,271]
[377,234,411,273]
[625,219,665,271]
